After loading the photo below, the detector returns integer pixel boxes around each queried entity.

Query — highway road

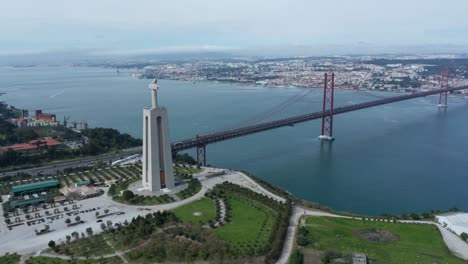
[1,146,142,178]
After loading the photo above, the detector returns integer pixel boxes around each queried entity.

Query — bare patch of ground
[352,228,400,243]
[302,248,322,264]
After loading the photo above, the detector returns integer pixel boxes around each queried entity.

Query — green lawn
[26,256,123,264]
[216,195,276,255]
[172,198,216,224]
[175,179,202,199]
[303,217,466,264]
[174,165,202,178]
[0,253,21,264]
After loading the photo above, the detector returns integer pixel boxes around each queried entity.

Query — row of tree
[206,182,292,263]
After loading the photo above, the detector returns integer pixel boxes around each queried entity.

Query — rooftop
[12,180,60,194]
[1,138,62,152]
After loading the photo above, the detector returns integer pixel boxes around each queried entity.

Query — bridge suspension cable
[207,87,321,133]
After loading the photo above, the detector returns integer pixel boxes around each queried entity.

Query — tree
[422,212,432,219]
[461,232,468,241]
[0,149,18,167]
[122,190,134,201]
[100,223,107,232]
[95,212,100,217]
[66,235,71,244]
[410,213,420,220]
[296,236,310,246]
[75,216,81,222]
[65,218,71,225]
[86,227,93,236]
[48,240,56,249]
[104,209,109,214]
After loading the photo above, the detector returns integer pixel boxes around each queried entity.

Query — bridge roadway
[172,85,468,152]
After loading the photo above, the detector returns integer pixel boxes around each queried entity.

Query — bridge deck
[172,85,468,152]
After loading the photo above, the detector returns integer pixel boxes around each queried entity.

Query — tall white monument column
[142,79,175,192]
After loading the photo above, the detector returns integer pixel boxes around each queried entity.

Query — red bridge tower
[319,73,335,141]
[438,67,449,109]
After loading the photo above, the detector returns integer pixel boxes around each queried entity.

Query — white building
[142,79,175,192]
[436,212,468,236]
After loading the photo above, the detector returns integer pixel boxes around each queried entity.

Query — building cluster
[0,101,59,127]
[8,179,102,209]
[131,56,468,95]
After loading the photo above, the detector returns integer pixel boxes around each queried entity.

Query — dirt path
[40,225,180,261]
[215,198,226,226]
[103,236,128,263]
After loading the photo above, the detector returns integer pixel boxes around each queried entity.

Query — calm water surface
[1,66,467,215]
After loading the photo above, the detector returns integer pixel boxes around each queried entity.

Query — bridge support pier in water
[319,73,335,141]
[438,67,449,109]
[196,144,207,166]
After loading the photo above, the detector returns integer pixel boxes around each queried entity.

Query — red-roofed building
[35,110,56,122]
[1,138,63,153]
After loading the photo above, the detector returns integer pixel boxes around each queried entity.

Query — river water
[1,66,467,215]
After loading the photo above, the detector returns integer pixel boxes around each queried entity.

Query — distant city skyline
[1,0,468,58]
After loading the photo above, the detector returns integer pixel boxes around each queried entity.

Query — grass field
[174,165,202,178]
[25,256,124,264]
[0,253,21,264]
[303,217,466,264]
[172,198,216,224]
[175,179,202,199]
[216,195,276,255]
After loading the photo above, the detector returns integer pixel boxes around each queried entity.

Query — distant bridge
[171,70,465,165]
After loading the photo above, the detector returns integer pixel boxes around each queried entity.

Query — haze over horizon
[2,0,468,62]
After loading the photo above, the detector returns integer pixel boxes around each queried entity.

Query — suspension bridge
[171,69,467,166]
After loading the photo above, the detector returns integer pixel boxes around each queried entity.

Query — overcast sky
[1,0,468,55]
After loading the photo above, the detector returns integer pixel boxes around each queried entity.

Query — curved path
[275,206,351,264]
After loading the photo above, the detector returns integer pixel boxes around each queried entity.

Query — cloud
[1,0,468,56]
[89,45,242,56]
